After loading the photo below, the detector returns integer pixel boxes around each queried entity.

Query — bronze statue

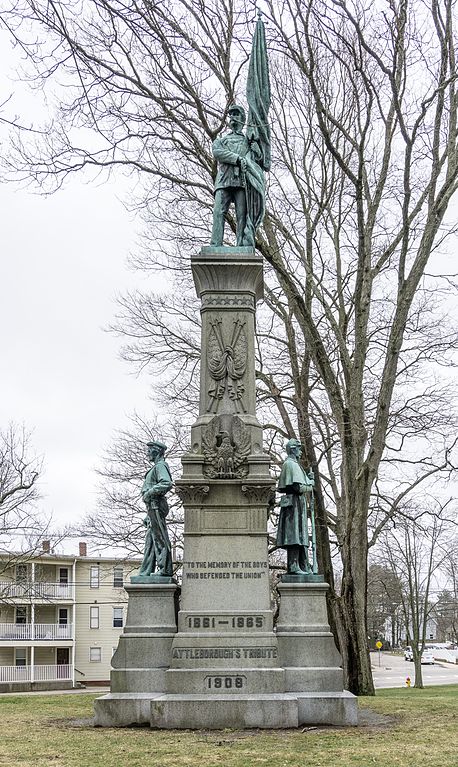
[210,14,271,247]
[276,439,316,575]
[138,440,173,578]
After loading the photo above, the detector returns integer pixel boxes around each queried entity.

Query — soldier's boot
[287,546,307,575]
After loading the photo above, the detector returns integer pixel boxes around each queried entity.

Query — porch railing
[0,664,71,683]
[0,582,74,600]
[0,623,73,640]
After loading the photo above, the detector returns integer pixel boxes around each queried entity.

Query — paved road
[371,651,458,688]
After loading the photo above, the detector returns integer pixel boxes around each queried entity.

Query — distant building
[382,614,438,647]
[0,542,140,692]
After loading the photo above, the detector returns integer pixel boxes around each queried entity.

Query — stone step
[94,693,163,727]
[110,668,167,693]
[151,692,299,729]
[95,689,358,729]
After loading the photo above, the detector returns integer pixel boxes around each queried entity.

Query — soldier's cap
[146,440,167,453]
[285,438,302,451]
[228,104,246,121]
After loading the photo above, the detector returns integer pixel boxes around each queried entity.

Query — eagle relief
[207,315,248,414]
[202,415,251,479]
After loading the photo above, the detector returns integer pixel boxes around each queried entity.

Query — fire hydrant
[406,676,411,687]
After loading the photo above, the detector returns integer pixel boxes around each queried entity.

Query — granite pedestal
[94,248,357,728]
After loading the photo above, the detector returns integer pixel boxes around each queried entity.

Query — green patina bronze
[133,440,174,582]
[210,13,271,247]
[276,439,321,580]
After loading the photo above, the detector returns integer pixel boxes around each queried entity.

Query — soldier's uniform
[138,456,173,577]
[276,444,314,575]
[211,128,250,246]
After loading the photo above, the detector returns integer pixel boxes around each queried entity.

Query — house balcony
[0,623,73,641]
[0,664,72,683]
[0,581,74,600]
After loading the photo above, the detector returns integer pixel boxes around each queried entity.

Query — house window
[90,606,99,629]
[15,607,27,625]
[113,607,123,628]
[15,564,27,583]
[15,649,27,667]
[59,568,69,584]
[90,647,101,662]
[58,608,68,626]
[113,566,123,588]
[90,565,99,588]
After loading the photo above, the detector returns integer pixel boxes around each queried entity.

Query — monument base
[94,690,357,728]
[95,578,358,729]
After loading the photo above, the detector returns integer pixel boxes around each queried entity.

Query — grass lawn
[0,685,456,767]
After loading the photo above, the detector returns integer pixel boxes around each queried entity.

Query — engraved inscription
[186,615,265,629]
[172,646,278,660]
[187,616,216,629]
[231,616,264,629]
[205,675,246,690]
[183,560,269,581]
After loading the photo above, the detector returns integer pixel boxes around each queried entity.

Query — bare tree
[435,539,458,641]
[366,564,404,649]
[379,501,456,688]
[78,414,186,568]
[0,423,47,585]
[433,588,458,643]
[2,0,458,694]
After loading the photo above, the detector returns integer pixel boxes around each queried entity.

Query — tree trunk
[334,514,375,695]
[298,420,341,649]
[413,654,424,689]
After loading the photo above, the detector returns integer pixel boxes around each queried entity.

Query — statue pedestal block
[276,581,357,725]
[94,583,178,726]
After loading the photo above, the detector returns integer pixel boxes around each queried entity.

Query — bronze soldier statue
[276,438,315,575]
[138,440,173,578]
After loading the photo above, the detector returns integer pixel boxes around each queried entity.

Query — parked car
[404,645,435,664]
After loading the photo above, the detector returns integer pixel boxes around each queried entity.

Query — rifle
[308,468,318,575]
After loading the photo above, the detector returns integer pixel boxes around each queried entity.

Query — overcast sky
[0,174,159,533]
[0,26,171,544]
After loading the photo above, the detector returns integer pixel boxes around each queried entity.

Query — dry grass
[0,686,456,767]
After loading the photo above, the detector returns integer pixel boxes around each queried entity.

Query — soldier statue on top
[210,12,271,247]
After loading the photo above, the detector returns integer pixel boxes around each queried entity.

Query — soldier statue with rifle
[276,438,317,577]
[138,440,173,578]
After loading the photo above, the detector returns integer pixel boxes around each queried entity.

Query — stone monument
[94,14,357,729]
